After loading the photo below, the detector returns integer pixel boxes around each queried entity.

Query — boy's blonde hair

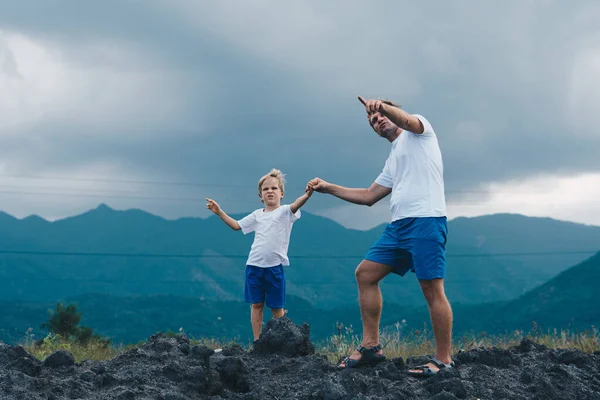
[257,168,286,199]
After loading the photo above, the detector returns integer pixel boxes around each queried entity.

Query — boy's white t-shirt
[375,114,447,222]
[237,204,301,268]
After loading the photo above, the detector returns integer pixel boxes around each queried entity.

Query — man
[307,96,453,376]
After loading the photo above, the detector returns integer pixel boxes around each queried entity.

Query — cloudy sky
[1,0,599,230]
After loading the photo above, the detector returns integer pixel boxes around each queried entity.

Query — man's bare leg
[271,308,284,318]
[408,278,453,373]
[338,260,392,367]
[250,302,265,341]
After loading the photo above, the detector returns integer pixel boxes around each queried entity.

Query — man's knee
[355,264,369,285]
[355,261,387,285]
[420,279,447,302]
[251,303,265,311]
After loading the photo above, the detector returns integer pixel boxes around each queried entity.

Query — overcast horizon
[1,1,599,230]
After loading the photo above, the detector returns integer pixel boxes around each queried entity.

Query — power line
[0,174,252,188]
[1,184,599,208]
[0,249,596,259]
[0,189,200,202]
[0,173,581,195]
[2,176,599,213]
[446,250,598,258]
[1,188,599,210]
[0,184,158,196]
[0,190,254,204]
[0,276,550,285]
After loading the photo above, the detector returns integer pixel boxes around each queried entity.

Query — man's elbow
[363,196,377,207]
[364,192,386,206]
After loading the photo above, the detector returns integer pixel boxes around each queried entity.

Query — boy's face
[260,178,283,207]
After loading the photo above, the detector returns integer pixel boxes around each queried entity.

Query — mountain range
[2,251,599,344]
[0,205,598,343]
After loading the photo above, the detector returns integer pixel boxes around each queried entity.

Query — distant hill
[0,205,598,310]
[1,254,599,345]
[379,251,600,336]
[479,251,600,332]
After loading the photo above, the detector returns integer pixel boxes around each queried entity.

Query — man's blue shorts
[244,265,286,309]
[364,217,448,280]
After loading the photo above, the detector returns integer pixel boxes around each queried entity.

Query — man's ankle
[434,354,452,364]
[360,341,380,349]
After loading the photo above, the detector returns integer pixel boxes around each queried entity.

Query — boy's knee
[251,303,265,310]
[271,308,284,318]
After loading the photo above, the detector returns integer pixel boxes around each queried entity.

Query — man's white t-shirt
[237,204,301,268]
[375,114,446,222]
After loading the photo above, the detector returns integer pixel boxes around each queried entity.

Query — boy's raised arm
[290,188,313,214]
[206,198,241,231]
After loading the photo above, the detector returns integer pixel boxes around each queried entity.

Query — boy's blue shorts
[364,217,448,280]
[244,264,286,309]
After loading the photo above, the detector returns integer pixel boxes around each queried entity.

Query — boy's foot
[337,344,385,369]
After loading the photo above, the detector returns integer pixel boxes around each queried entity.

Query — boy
[206,169,312,341]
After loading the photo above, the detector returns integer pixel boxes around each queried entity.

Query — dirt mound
[1,317,599,399]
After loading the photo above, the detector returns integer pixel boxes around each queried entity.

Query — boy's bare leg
[271,308,284,318]
[338,260,391,367]
[251,302,265,341]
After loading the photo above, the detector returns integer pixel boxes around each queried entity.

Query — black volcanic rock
[251,316,315,357]
[0,325,599,399]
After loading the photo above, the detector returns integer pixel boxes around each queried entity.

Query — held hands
[305,185,314,197]
[206,198,221,214]
[306,177,329,194]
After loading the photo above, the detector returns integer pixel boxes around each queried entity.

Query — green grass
[22,324,600,363]
[24,334,121,363]
[319,322,600,363]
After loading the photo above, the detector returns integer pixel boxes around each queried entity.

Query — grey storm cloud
[1,0,599,222]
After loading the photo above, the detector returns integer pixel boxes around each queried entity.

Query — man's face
[369,112,397,139]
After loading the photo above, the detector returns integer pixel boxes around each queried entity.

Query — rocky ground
[1,317,600,399]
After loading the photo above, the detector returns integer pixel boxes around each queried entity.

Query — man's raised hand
[358,96,384,115]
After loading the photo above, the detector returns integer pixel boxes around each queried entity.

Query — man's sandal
[337,344,386,369]
[407,357,455,377]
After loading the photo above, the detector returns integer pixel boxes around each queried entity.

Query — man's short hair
[381,99,401,109]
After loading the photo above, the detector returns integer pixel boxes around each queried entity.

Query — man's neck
[386,128,402,143]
